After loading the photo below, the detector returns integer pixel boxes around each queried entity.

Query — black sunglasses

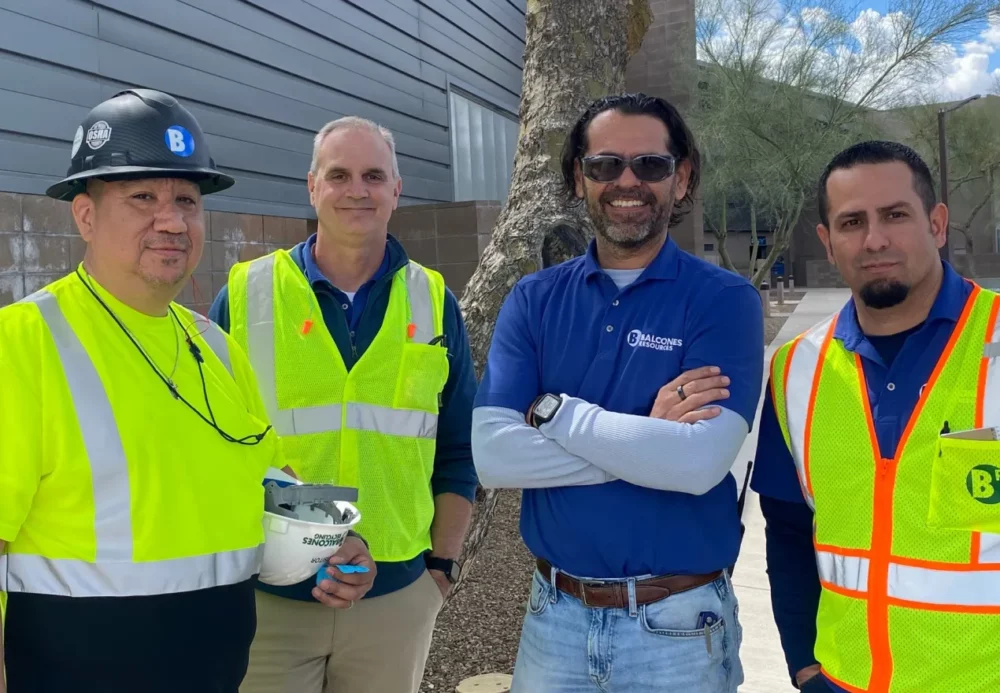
[581,154,677,183]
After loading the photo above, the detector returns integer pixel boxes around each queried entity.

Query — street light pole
[938,94,982,263]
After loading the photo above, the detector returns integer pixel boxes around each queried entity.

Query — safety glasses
[581,154,677,183]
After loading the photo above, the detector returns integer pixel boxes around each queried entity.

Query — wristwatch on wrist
[424,555,460,584]
[529,393,563,428]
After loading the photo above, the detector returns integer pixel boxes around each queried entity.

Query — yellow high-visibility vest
[227,250,449,562]
[771,284,1000,692]
[0,268,274,603]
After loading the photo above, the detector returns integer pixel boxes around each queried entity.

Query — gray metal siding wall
[0,0,525,218]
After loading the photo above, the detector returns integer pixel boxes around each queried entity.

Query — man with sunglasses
[472,93,763,692]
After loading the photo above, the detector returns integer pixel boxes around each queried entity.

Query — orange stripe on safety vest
[859,284,981,692]
[823,668,869,693]
[803,318,837,500]
[814,543,870,559]
[888,553,1000,572]
[972,295,1000,564]
[820,579,868,600]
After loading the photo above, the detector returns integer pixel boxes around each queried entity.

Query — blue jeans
[511,568,744,692]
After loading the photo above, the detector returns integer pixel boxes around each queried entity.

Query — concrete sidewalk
[729,289,851,692]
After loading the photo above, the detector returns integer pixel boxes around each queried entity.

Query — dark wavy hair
[818,140,937,228]
[560,93,701,227]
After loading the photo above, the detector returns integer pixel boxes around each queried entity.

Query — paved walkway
[728,289,851,692]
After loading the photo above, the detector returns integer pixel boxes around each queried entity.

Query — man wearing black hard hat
[0,89,375,693]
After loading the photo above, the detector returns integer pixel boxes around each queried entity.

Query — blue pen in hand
[316,563,370,585]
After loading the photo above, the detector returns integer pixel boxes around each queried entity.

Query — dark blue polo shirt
[751,261,972,690]
[209,233,479,600]
[475,237,764,579]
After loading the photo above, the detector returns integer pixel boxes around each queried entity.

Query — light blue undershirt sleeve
[538,395,750,495]
[471,406,615,489]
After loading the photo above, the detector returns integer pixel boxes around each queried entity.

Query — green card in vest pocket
[394,343,450,412]
[929,431,1000,533]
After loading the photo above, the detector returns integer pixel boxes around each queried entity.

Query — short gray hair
[310,116,400,179]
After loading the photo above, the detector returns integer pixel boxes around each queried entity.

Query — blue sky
[855,0,1000,95]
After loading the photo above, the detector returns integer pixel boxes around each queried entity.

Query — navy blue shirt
[209,233,479,599]
[475,237,764,578]
[751,261,972,690]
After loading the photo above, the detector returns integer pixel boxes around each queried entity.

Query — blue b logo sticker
[165,126,195,158]
[967,465,1000,504]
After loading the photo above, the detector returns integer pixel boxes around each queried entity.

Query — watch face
[535,395,560,419]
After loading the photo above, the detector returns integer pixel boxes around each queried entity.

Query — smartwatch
[529,393,563,428]
[425,555,460,584]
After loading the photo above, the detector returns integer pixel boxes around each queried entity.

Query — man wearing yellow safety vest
[751,140,1000,693]
[209,115,478,693]
[0,89,375,693]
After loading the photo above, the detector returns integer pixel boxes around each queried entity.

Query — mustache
[143,234,190,251]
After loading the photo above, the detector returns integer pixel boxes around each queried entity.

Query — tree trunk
[752,194,803,289]
[450,0,653,603]
[713,192,739,273]
[747,203,759,280]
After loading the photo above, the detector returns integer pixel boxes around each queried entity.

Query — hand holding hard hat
[313,534,377,608]
[259,468,375,606]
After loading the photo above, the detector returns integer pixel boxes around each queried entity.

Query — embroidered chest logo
[627,329,682,352]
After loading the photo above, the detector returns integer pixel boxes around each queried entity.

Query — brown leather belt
[536,559,722,609]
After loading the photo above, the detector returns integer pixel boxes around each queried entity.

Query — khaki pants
[240,570,444,693]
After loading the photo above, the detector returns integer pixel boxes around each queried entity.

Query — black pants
[4,579,257,693]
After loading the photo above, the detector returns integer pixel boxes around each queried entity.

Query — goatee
[860,279,910,309]
[587,187,670,251]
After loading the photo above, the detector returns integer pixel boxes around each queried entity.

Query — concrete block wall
[0,193,496,310]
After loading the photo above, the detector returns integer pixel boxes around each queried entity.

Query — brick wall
[0,193,495,310]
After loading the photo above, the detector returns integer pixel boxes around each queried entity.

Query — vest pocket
[394,343,449,412]
[929,436,1000,532]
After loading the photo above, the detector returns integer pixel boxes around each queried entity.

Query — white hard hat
[258,468,362,586]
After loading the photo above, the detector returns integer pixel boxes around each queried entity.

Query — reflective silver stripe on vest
[23,290,133,562]
[346,402,438,439]
[782,315,833,510]
[245,256,439,437]
[406,261,436,344]
[888,562,1000,606]
[817,550,869,593]
[186,309,233,379]
[0,545,261,597]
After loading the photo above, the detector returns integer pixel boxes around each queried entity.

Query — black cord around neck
[76,268,271,446]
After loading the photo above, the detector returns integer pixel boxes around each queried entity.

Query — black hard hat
[45,88,235,201]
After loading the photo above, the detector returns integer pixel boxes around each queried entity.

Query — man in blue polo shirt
[209,116,478,693]
[472,93,763,692]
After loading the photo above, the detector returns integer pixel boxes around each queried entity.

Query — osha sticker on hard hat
[86,121,112,150]
[165,125,195,157]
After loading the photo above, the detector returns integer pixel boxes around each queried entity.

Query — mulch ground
[421,312,794,692]
[421,489,532,692]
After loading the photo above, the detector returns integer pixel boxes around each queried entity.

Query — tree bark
[449,0,652,603]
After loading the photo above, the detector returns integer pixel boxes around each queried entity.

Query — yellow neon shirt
[0,265,278,563]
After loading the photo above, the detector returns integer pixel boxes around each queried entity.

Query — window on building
[449,89,520,203]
